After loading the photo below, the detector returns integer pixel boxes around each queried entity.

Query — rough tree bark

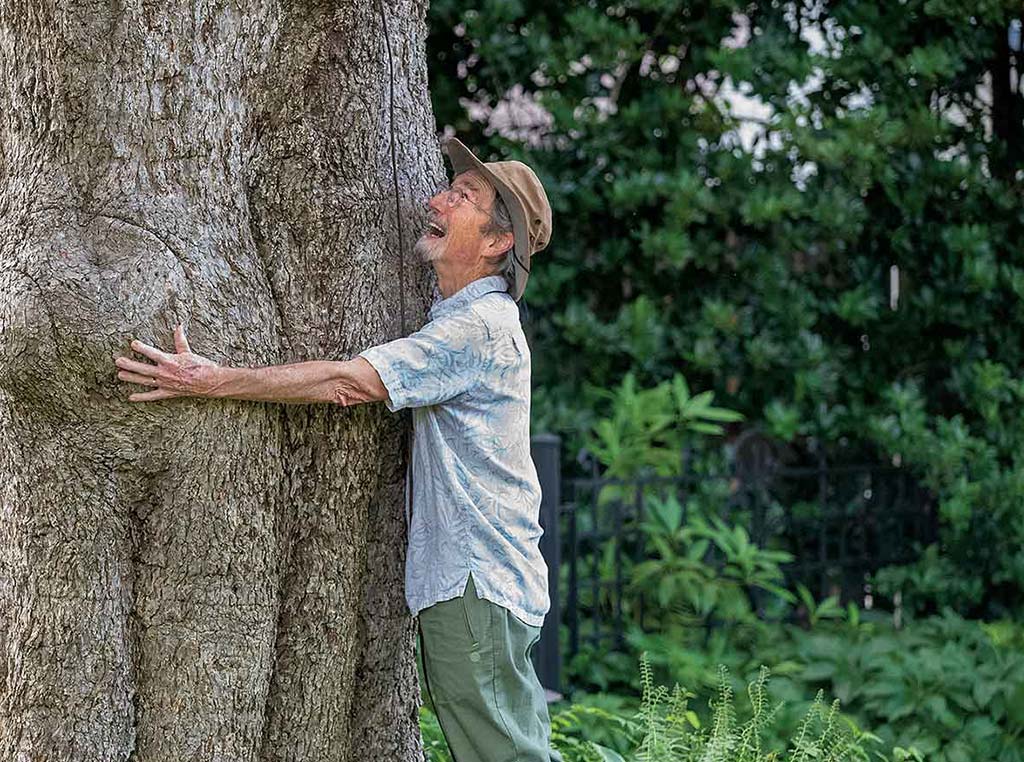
[0,1,442,759]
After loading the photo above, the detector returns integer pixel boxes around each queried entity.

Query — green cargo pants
[417,574,563,762]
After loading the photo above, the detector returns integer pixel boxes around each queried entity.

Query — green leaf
[686,422,724,435]
[591,743,626,762]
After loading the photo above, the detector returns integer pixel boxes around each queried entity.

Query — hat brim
[444,138,531,303]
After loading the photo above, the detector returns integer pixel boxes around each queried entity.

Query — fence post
[531,433,562,696]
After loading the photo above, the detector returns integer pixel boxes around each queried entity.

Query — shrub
[553,656,886,761]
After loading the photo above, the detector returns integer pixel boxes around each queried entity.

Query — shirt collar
[428,275,509,321]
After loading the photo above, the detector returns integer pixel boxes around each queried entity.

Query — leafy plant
[551,700,642,762]
[420,705,453,762]
[867,378,1024,618]
[772,610,1024,761]
[793,583,847,629]
[565,607,1024,762]
[552,654,887,761]
[632,494,795,627]
[582,372,743,490]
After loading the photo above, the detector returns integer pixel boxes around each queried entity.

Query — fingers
[174,323,192,354]
[130,339,171,363]
[115,356,159,375]
[117,370,160,387]
[128,388,181,403]
[117,330,190,403]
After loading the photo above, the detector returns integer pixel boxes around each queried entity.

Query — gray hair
[481,194,515,279]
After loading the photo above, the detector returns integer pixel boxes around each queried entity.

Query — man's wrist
[202,365,245,400]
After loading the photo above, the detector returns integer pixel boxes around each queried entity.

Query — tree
[0,2,439,759]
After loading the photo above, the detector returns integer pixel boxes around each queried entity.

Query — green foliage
[551,699,641,761]
[427,0,1024,617]
[775,610,1024,761]
[867,376,1024,617]
[565,496,810,700]
[632,494,794,626]
[419,705,453,762]
[633,655,702,760]
[559,473,1024,762]
[557,612,1024,762]
[793,583,847,629]
[583,371,743,484]
[495,655,883,761]
[870,545,985,618]
[556,368,1020,761]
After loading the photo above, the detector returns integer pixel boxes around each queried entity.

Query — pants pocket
[460,575,481,648]
[526,626,542,660]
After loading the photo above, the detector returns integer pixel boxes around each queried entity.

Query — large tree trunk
[0,1,441,759]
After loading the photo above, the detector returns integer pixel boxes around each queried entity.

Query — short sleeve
[358,311,490,412]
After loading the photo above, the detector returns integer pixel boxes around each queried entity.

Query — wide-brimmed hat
[444,137,552,303]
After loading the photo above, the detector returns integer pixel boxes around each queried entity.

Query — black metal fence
[529,432,938,694]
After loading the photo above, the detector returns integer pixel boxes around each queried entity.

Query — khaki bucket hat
[444,137,552,303]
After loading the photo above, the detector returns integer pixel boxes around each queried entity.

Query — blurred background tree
[426,0,1024,621]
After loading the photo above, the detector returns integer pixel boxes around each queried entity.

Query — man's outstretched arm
[114,324,389,407]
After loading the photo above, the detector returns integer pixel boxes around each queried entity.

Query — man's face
[416,170,497,266]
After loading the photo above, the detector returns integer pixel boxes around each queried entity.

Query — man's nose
[427,192,446,214]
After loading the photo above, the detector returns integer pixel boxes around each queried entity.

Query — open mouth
[423,220,446,239]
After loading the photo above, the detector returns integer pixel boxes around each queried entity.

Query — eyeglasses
[437,185,490,214]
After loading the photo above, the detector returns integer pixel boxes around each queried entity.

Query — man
[113,137,561,762]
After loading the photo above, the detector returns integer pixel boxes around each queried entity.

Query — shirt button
[469,652,481,663]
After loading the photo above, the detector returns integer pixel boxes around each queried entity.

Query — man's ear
[488,230,514,257]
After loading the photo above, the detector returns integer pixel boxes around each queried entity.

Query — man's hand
[115,324,218,403]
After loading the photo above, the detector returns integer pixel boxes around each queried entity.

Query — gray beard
[414,236,441,263]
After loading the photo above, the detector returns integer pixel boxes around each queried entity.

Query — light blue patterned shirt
[358,275,549,627]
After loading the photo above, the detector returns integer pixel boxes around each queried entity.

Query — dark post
[817,444,829,600]
[531,434,562,696]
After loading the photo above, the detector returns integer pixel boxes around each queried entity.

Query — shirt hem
[408,572,547,629]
